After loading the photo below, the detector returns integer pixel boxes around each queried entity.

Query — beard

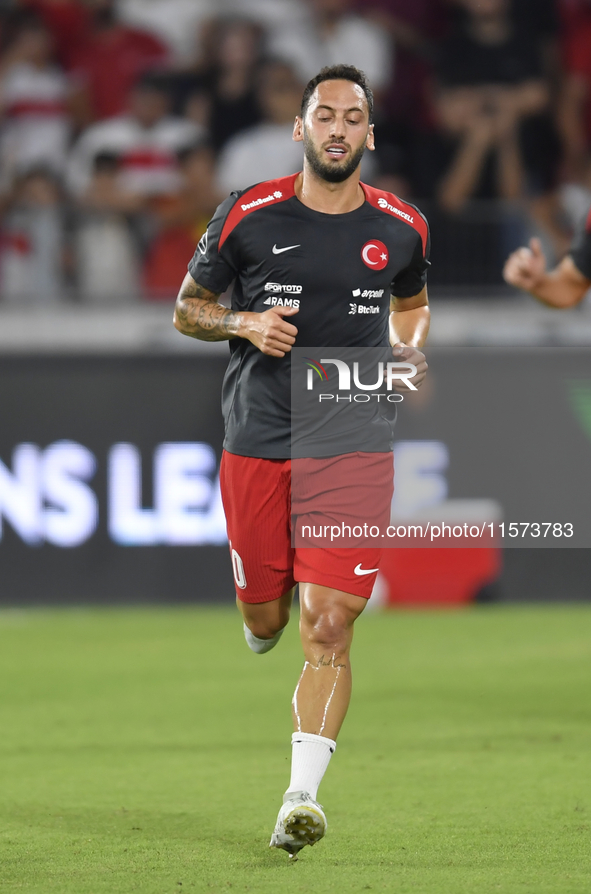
[303,130,367,183]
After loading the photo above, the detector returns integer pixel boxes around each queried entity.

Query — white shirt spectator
[75,215,140,303]
[1,207,64,303]
[117,0,214,65]
[216,122,304,194]
[68,115,203,196]
[269,14,393,92]
[0,62,71,179]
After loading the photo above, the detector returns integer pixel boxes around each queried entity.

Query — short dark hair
[300,65,374,124]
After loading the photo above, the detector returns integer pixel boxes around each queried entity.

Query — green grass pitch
[0,604,590,894]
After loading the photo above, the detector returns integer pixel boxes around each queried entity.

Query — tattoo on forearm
[175,280,240,341]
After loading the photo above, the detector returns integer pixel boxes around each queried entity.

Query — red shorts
[219,449,394,604]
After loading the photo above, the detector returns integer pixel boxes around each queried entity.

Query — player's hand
[503,237,547,292]
[391,343,428,391]
[240,305,299,357]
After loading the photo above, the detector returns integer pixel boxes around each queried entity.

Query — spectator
[353,0,448,121]
[74,152,141,302]
[143,143,220,299]
[0,168,65,303]
[0,15,74,182]
[67,75,203,200]
[117,0,214,67]
[352,0,450,192]
[171,17,265,151]
[268,0,392,94]
[431,0,553,213]
[558,0,591,179]
[21,0,90,69]
[216,59,303,194]
[206,18,265,151]
[355,0,447,50]
[68,0,168,121]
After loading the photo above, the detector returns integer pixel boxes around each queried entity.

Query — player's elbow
[173,300,188,335]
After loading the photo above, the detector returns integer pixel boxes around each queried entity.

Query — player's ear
[293,116,304,143]
[366,124,375,151]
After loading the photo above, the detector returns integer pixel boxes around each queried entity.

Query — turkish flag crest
[361,240,389,270]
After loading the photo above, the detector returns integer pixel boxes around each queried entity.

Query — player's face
[294,80,374,184]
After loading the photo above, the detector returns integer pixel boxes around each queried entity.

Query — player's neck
[294,168,365,215]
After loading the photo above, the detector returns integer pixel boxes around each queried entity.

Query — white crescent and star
[362,243,381,266]
[361,240,389,270]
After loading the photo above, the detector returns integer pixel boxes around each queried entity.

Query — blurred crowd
[0,0,591,302]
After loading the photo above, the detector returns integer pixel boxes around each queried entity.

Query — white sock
[284,732,336,802]
[243,621,285,654]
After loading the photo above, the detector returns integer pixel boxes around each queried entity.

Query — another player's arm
[503,237,590,308]
[173,272,299,357]
[389,286,430,389]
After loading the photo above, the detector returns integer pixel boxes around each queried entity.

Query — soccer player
[173,64,430,857]
[503,211,591,307]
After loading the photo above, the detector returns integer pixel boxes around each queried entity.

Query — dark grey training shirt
[188,173,430,459]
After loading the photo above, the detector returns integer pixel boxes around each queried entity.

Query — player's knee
[304,607,350,652]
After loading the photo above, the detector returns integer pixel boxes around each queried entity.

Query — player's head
[129,75,170,127]
[294,64,375,184]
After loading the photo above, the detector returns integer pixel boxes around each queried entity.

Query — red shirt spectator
[0,17,74,180]
[22,0,91,68]
[562,6,591,143]
[557,0,591,174]
[68,4,168,121]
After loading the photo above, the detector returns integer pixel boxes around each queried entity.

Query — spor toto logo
[361,240,389,271]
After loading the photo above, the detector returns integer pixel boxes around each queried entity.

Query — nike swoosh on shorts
[354,564,379,576]
[272,244,301,254]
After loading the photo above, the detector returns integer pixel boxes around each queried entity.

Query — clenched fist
[240,305,299,357]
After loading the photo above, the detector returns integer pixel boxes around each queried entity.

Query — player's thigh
[220,450,296,604]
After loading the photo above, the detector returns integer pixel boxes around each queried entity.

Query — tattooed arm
[173,274,239,342]
[173,273,299,357]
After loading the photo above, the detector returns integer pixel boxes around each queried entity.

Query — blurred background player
[174,65,429,857]
[503,207,591,307]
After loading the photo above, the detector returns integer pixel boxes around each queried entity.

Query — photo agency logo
[303,356,417,404]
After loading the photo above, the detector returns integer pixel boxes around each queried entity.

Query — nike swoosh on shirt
[354,564,379,576]
[272,243,301,254]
